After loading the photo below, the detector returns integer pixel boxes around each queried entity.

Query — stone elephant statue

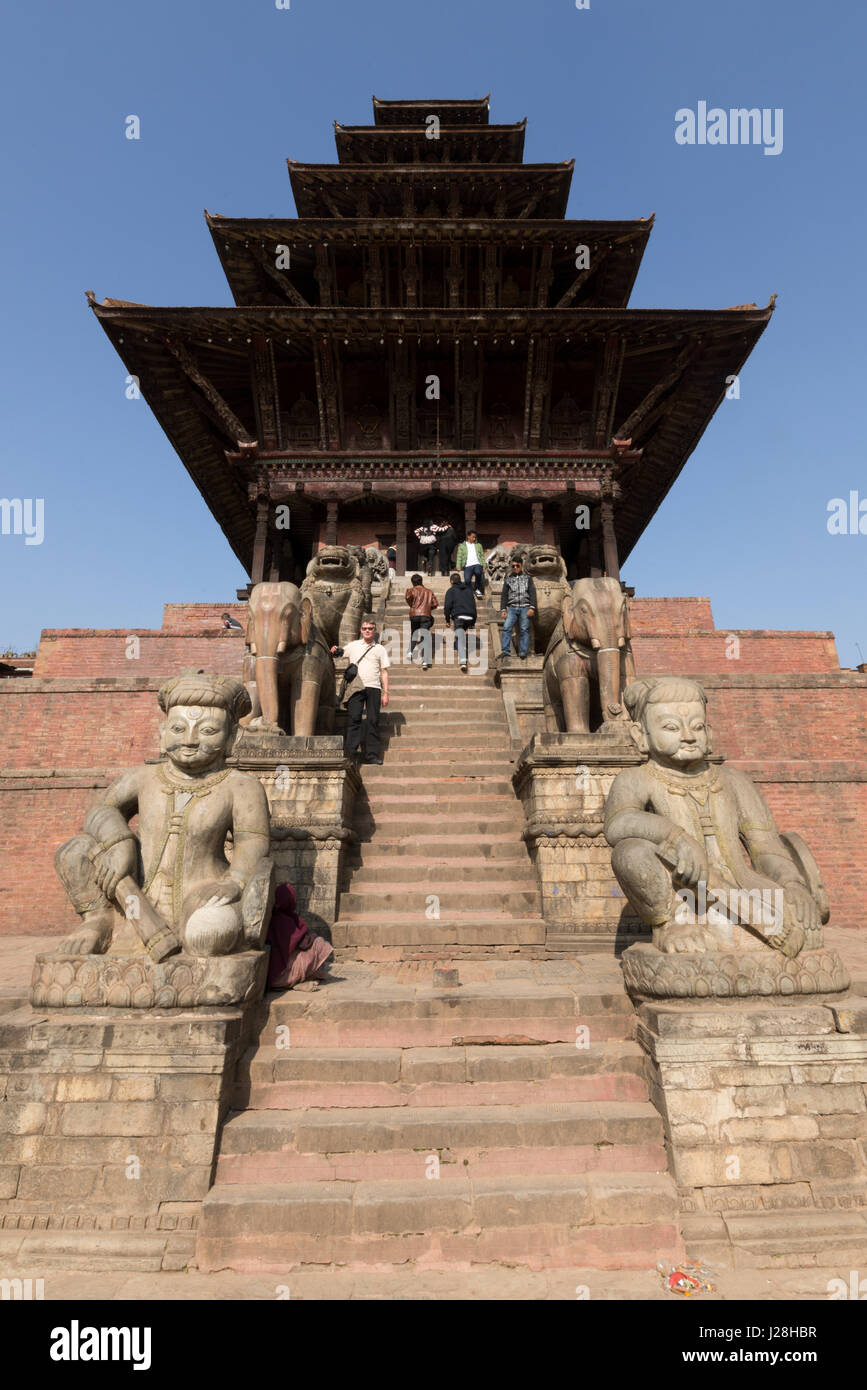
[301,545,366,649]
[543,576,635,733]
[524,544,570,653]
[242,582,336,736]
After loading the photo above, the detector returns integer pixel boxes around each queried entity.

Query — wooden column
[395,501,408,575]
[326,501,339,546]
[532,502,545,545]
[600,495,620,581]
[464,500,477,538]
[588,509,603,578]
[251,496,269,586]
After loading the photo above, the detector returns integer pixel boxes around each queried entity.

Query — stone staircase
[195,578,684,1278]
[196,959,684,1274]
[334,575,546,956]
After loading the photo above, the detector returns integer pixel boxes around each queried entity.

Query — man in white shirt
[331,620,390,764]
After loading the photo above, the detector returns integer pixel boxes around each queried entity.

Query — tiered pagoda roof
[90,94,773,576]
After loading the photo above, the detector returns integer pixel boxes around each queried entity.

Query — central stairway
[197,583,683,1277]
[197,959,683,1274]
[334,575,546,957]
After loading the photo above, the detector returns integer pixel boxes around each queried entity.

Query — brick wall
[33,631,246,679]
[1,595,865,940]
[630,597,715,631]
[161,604,246,633]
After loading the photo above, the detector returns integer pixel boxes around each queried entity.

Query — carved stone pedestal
[623,942,851,1001]
[233,731,360,934]
[495,658,546,751]
[513,729,646,951]
[636,996,867,1267]
[30,951,268,1010]
[0,1002,254,1271]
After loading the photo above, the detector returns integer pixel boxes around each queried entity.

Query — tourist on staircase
[436,522,458,577]
[414,521,439,576]
[404,574,438,670]
[456,530,486,597]
[444,572,477,673]
[499,553,537,661]
[331,618,390,765]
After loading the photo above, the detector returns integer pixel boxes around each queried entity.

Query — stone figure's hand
[668,833,708,888]
[184,879,243,917]
[93,840,137,900]
[783,881,820,937]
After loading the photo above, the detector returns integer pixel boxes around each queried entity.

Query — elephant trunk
[596,645,624,721]
[254,653,281,726]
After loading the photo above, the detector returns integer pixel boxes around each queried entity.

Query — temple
[89,94,772,584]
[2,93,867,1290]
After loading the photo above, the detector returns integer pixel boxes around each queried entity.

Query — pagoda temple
[89,94,773,583]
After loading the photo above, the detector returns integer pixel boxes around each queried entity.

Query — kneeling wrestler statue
[54,674,273,961]
[604,677,829,959]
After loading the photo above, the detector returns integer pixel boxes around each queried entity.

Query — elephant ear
[300,596,313,645]
[562,592,580,641]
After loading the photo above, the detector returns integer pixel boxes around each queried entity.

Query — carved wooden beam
[612,340,699,443]
[593,332,625,448]
[250,245,309,307]
[250,335,281,450]
[555,243,612,309]
[164,338,256,448]
[522,337,536,448]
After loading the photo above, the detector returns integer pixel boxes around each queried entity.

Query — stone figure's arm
[728,769,804,886]
[604,770,693,855]
[82,768,145,897]
[227,776,271,892]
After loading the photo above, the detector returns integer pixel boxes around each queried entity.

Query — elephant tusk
[595,647,622,655]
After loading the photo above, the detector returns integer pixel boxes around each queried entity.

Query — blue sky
[1,0,865,661]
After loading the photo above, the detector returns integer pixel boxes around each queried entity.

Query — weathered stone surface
[623,943,850,1001]
[30,951,268,1009]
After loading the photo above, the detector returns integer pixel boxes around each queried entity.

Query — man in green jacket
[455,531,486,597]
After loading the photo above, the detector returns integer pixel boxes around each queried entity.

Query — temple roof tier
[205,215,653,311]
[91,297,772,570]
[287,162,574,219]
[334,122,527,164]
[372,96,491,127]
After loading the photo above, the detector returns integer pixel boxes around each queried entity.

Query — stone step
[384,733,512,748]
[197,1173,681,1272]
[384,714,506,728]
[354,795,515,811]
[338,885,539,914]
[347,850,527,872]
[331,916,552,951]
[261,974,631,1036]
[357,774,514,792]
[233,1041,648,1110]
[347,828,525,850]
[215,1099,665,1165]
[367,749,513,766]
[343,860,532,884]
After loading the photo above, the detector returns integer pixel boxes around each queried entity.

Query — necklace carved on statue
[157,765,232,797]
[647,761,718,796]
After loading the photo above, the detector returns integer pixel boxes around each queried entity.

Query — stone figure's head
[306,546,358,584]
[157,673,251,772]
[526,544,565,580]
[624,677,712,768]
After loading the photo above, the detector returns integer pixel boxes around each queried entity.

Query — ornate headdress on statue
[623,677,708,726]
[158,672,252,723]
